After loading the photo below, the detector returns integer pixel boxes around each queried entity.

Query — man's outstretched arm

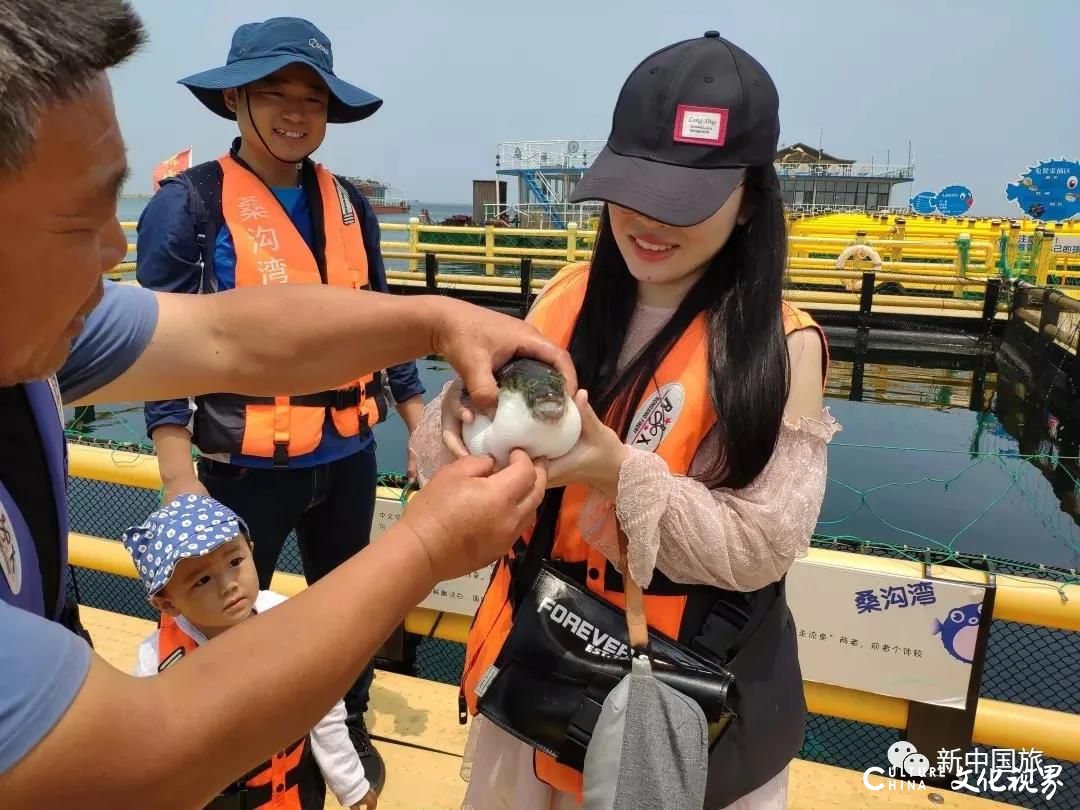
[62,282,575,414]
[0,451,547,809]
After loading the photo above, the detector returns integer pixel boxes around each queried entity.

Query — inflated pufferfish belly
[461,358,581,465]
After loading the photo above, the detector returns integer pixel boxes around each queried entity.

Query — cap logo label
[309,38,330,56]
[674,105,729,146]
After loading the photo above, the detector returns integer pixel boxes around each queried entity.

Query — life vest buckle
[205,781,255,809]
[272,441,289,469]
[329,386,361,410]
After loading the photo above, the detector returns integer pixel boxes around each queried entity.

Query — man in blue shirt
[0,2,570,805]
[135,19,424,787]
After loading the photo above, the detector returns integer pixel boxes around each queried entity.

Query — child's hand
[352,789,378,810]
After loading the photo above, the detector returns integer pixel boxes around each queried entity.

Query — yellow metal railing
[114,215,1080,300]
[67,442,1080,762]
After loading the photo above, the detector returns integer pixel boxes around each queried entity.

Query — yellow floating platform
[80,606,1014,809]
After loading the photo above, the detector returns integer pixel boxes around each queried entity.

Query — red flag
[152,147,193,189]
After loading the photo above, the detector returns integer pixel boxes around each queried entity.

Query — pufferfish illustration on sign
[909,190,937,215]
[933,602,982,664]
[932,185,974,216]
[1005,159,1080,221]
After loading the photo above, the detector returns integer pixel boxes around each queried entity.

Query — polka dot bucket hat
[121,494,251,596]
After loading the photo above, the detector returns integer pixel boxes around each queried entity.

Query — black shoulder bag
[473,489,737,773]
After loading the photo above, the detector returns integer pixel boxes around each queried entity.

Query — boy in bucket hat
[123,494,378,809]
[135,17,425,789]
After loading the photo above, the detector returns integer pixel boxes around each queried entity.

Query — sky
[110,1,1079,216]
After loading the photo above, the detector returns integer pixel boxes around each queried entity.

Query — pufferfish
[461,358,581,466]
[933,602,981,664]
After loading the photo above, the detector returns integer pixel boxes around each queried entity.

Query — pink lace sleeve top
[408,302,841,593]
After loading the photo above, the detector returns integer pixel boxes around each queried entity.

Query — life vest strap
[204,792,249,810]
[289,383,362,410]
[207,737,310,809]
[217,379,380,410]
[272,397,291,470]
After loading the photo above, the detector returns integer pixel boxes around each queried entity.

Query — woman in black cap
[412,32,840,810]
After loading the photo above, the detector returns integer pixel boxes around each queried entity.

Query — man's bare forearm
[209,287,447,397]
[79,286,451,404]
[1,523,436,809]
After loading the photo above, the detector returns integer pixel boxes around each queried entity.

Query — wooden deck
[82,605,1014,809]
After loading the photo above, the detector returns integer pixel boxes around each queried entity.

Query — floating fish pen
[381,252,1011,350]
[996,283,1080,425]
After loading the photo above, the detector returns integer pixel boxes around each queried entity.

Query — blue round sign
[910,191,937,215]
[934,185,974,216]
[1005,159,1080,221]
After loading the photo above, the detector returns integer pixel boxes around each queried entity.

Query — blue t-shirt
[0,600,93,772]
[212,187,367,469]
[1,281,158,775]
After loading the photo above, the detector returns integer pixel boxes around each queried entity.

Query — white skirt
[458,715,789,810]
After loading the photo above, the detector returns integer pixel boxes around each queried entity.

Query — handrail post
[906,575,997,790]
[407,216,420,273]
[1007,221,1022,279]
[424,252,437,292]
[850,270,876,401]
[519,258,533,319]
[981,278,1002,341]
[955,231,971,278]
[484,224,496,276]
[858,271,876,332]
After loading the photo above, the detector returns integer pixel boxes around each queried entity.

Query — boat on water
[347,177,411,214]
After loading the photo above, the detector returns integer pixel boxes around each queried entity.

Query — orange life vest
[192,154,388,466]
[460,261,829,801]
[156,614,327,810]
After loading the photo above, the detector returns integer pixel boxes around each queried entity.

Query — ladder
[521,169,566,229]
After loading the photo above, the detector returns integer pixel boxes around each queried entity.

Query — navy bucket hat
[178,17,382,124]
[121,494,252,597]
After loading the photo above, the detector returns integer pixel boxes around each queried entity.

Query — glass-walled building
[775,143,915,212]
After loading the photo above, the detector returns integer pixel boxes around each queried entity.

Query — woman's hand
[440,378,473,459]
[546,390,629,498]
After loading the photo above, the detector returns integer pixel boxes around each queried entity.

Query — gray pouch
[582,530,710,810]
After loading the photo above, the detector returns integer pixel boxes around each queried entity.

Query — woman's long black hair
[569,163,790,490]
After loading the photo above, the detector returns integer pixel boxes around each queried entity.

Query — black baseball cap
[568,31,779,227]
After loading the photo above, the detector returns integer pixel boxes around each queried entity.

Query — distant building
[775,142,915,212]
[495,140,608,228]
[490,139,918,226]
